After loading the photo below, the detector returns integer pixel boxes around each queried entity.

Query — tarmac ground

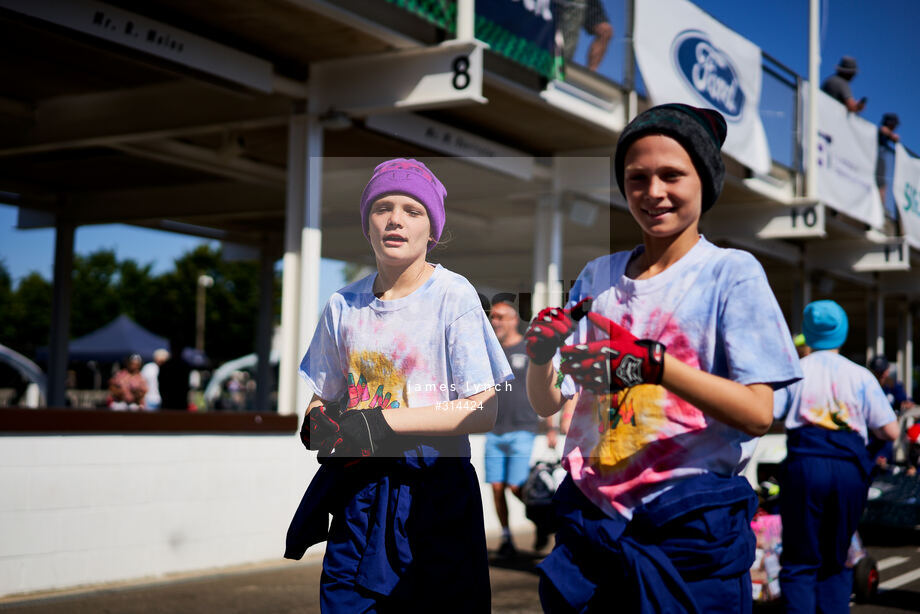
[3,531,920,613]
[0,532,546,614]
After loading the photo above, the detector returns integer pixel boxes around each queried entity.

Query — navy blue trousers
[538,474,757,613]
[779,454,866,614]
[318,458,490,613]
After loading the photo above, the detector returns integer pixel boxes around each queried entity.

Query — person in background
[557,0,613,72]
[867,354,914,472]
[907,424,920,477]
[821,56,866,113]
[486,297,558,557]
[868,355,913,415]
[876,113,901,206]
[774,300,899,614]
[159,340,191,410]
[141,348,169,410]
[794,333,811,359]
[108,354,148,410]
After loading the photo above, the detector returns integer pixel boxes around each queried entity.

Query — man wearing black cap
[821,56,866,113]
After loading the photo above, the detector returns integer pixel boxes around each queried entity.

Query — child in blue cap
[524,103,803,612]
[285,159,511,612]
[774,300,898,613]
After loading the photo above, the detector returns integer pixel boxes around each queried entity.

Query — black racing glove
[300,402,343,453]
[327,407,395,458]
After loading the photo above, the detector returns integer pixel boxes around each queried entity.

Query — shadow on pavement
[488,550,544,576]
[859,526,920,547]
[866,589,920,611]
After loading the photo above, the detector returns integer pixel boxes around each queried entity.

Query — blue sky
[2,0,917,300]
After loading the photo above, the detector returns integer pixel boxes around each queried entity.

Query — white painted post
[295,117,324,416]
[547,196,565,308]
[876,293,885,358]
[456,0,475,41]
[277,116,305,416]
[905,306,914,399]
[531,196,551,315]
[806,0,820,199]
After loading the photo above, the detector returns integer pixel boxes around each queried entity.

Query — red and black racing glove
[559,311,665,394]
[300,402,343,454]
[326,407,395,458]
[524,298,593,365]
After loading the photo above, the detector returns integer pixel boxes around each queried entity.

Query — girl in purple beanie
[287,158,511,612]
[523,104,803,612]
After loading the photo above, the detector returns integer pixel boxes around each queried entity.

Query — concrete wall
[0,432,552,598]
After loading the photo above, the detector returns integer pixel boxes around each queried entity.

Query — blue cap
[802,300,848,350]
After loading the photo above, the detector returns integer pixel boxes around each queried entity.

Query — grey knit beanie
[614,103,728,212]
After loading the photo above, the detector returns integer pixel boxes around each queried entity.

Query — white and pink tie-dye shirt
[774,351,895,444]
[557,237,801,519]
[300,264,512,460]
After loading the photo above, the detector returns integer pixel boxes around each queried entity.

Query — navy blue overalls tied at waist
[285,453,479,597]
[785,425,874,482]
[539,472,759,613]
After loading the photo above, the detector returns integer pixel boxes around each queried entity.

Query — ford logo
[672,30,744,121]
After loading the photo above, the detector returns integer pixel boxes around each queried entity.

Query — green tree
[70,250,121,338]
[7,272,53,358]
[0,260,14,346]
[0,245,279,369]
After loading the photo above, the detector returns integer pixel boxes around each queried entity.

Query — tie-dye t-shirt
[299,263,512,461]
[557,237,801,519]
[774,351,895,444]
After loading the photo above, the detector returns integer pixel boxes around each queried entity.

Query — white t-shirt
[300,264,512,460]
[774,351,896,444]
[141,362,160,407]
[557,237,801,519]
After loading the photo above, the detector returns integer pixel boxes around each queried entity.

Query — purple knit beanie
[360,159,447,252]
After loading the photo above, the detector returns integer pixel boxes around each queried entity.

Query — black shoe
[534,529,550,551]
[498,537,517,558]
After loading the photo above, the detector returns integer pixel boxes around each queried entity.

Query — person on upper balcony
[821,56,866,113]
[876,113,901,205]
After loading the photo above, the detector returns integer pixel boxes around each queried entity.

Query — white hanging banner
[805,89,884,229]
[892,143,920,249]
[634,0,771,174]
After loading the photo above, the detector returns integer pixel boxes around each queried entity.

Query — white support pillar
[295,118,324,416]
[531,196,551,315]
[456,0,474,40]
[547,196,565,308]
[865,295,875,365]
[806,0,820,199]
[866,292,884,364]
[277,116,306,416]
[875,293,885,358]
[905,306,914,399]
[255,243,275,412]
[899,300,913,395]
[47,216,74,407]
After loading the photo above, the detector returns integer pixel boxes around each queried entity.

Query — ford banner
[892,144,920,249]
[634,0,771,174]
